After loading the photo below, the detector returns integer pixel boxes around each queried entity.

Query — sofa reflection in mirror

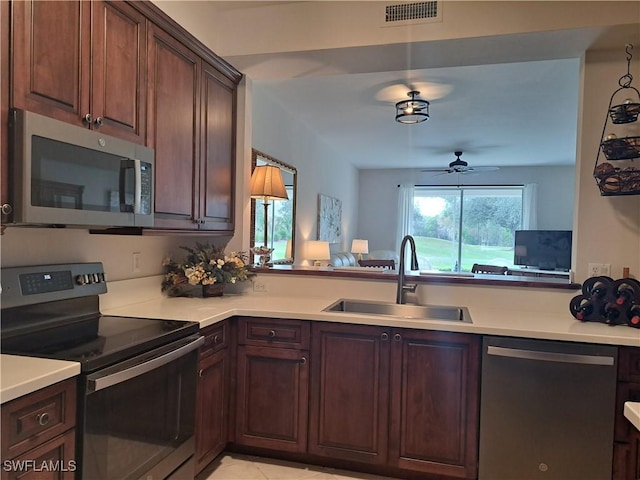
[250,149,297,265]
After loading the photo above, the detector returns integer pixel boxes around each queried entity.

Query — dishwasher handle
[487,345,615,366]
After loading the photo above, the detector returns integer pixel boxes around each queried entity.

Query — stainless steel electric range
[1,263,203,480]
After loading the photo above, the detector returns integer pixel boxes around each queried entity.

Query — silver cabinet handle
[83,113,93,124]
[394,333,402,342]
[94,116,103,128]
[269,330,276,338]
[381,332,389,341]
[300,357,307,365]
[37,412,50,426]
[198,369,204,377]
[1,204,12,215]
[487,346,615,366]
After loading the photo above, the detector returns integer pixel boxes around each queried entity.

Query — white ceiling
[220,17,640,171]
[253,58,580,170]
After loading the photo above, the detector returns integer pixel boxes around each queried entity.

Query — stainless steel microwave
[8,108,154,228]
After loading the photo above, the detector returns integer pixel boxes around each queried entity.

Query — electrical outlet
[588,263,611,277]
[253,279,268,292]
[132,252,141,273]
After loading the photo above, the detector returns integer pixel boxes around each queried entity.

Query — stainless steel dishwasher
[478,336,618,480]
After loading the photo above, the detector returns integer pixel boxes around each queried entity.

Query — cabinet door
[199,62,236,232]
[389,330,480,479]
[195,348,229,475]
[146,23,200,230]
[309,323,390,465]
[91,1,146,143]
[1,430,75,480]
[235,345,308,452]
[1,0,9,227]
[12,0,90,127]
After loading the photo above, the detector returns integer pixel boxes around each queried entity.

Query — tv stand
[508,267,571,279]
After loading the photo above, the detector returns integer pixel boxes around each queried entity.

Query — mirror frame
[250,149,298,265]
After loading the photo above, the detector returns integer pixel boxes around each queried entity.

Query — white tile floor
[200,453,400,480]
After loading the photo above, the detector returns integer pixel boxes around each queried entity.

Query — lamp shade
[250,165,288,201]
[351,239,369,255]
[305,240,330,262]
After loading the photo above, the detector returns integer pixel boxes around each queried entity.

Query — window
[254,186,294,260]
[412,186,524,272]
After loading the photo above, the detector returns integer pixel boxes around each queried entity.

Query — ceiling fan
[421,151,500,175]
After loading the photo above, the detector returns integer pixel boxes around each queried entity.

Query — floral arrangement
[162,242,252,294]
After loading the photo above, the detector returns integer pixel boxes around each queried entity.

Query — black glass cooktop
[1,314,199,373]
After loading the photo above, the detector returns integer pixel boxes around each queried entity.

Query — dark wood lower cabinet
[195,322,229,476]
[234,345,309,453]
[309,323,390,465]
[195,348,229,475]
[309,322,480,479]
[613,347,640,480]
[389,330,480,479]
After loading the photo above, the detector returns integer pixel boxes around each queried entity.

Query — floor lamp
[250,164,288,265]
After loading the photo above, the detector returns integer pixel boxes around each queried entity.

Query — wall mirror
[250,149,297,264]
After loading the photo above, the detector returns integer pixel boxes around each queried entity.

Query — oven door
[79,334,203,480]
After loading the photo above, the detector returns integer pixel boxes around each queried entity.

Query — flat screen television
[514,230,572,271]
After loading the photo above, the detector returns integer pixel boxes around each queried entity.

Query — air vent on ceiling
[385,1,439,24]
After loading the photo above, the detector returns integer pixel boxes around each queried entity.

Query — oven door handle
[87,335,204,393]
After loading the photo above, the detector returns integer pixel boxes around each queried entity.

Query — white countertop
[100,292,640,347]
[4,273,640,404]
[0,354,80,404]
[624,402,640,432]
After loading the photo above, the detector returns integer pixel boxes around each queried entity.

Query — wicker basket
[600,136,640,161]
[609,102,640,124]
[594,163,640,196]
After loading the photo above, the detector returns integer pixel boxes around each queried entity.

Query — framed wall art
[317,194,342,244]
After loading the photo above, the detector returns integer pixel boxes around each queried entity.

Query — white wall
[358,166,575,252]
[574,49,640,281]
[252,85,359,263]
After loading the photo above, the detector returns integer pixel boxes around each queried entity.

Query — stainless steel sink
[323,299,472,323]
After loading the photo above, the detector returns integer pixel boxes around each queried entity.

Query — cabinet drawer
[237,317,310,349]
[1,429,76,480]
[1,379,76,460]
[200,322,228,358]
[619,347,640,383]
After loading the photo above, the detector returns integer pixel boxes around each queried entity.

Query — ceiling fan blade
[465,166,500,173]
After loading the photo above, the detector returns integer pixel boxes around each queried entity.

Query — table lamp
[306,240,330,267]
[351,239,369,261]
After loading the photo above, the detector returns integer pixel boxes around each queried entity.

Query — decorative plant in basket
[162,243,253,297]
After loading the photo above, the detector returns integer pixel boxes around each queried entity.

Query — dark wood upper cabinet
[199,61,236,232]
[146,25,238,232]
[11,0,146,144]
[1,0,9,227]
[146,23,200,230]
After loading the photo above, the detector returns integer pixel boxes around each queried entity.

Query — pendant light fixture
[395,90,430,124]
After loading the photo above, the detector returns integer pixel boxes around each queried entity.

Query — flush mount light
[395,90,430,124]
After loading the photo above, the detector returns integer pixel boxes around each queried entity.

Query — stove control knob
[75,274,87,285]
